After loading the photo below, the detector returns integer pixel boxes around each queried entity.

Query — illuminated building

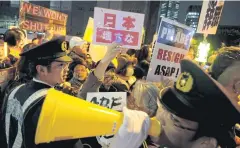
[185,5,201,31]
[159,0,180,21]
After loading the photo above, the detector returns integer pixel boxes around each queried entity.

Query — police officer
[110,59,240,148]
[1,37,83,148]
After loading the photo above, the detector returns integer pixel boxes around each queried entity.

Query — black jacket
[1,80,79,148]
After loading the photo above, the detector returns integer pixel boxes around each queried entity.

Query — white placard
[147,17,194,82]
[197,0,225,34]
[93,7,145,49]
[86,92,126,111]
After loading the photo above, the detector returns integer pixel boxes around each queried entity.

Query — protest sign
[197,0,225,34]
[147,17,194,82]
[86,92,126,111]
[83,17,94,43]
[89,44,108,62]
[93,7,145,49]
[19,1,68,35]
[86,92,127,147]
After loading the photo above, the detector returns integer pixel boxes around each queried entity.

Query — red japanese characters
[93,7,145,49]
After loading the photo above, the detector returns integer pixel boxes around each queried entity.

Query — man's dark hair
[17,43,36,74]
[4,29,21,46]
[134,60,149,79]
[66,58,87,81]
[135,45,150,62]
[28,60,53,77]
[126,49,136,56]
[211,46,240,80]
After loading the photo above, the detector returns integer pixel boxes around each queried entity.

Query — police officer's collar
[33,77,54,87]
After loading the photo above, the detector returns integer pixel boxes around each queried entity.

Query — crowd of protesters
[0,27,240,148]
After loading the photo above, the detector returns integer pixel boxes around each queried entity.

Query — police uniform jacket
[2,79,80,148]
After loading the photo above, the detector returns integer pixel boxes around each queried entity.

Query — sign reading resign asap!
[147,17,194,82]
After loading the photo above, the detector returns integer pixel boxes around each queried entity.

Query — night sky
[178,1,240,26]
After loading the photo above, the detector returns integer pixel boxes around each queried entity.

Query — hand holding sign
[102,42,122,63]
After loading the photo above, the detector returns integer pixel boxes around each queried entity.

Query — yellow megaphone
[35,88,161,144]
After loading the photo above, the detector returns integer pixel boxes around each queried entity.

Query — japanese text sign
[93,7,145,49]
[147,17,194,82]
[197,0,225,34]
[19,2,68,35]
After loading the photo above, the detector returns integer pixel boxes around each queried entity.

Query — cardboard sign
[86,92,127,147]
[89,44,108,63]
[93,7,145,49]
[147,17,194,82]
[83,17,94,43]
[197,0,225,34]
[19,1,68,35]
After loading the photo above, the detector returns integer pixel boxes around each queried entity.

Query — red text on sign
[21,20,65,35]
[122,16,135,30]
[96,28,139,46]
[104,13,116,28]
[21,2,67,22]
[157,48,185,64]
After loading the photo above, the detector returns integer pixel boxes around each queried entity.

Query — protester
[110,59,240,148]
[68,59,89,92]
[127,80,161,148]
[128,80,160,117]
[12,28,27,47]
[69,37,96,69]
[126,48,136,57]
[93,60,127,94]
[69,37,87,60]
[74,43,123,148]
[4,43,36,96]
[115,54,137,89]
[82,42,90,53]
[134,60,150,80]
[135,45,152,63]
[85,53,95,69]
[32,37,38,45]
[4,28,25,59]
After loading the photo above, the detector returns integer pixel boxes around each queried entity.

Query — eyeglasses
[170,114,198,132]
[160,103,198,132]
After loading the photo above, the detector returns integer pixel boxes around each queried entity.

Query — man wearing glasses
[110,59,240,148]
